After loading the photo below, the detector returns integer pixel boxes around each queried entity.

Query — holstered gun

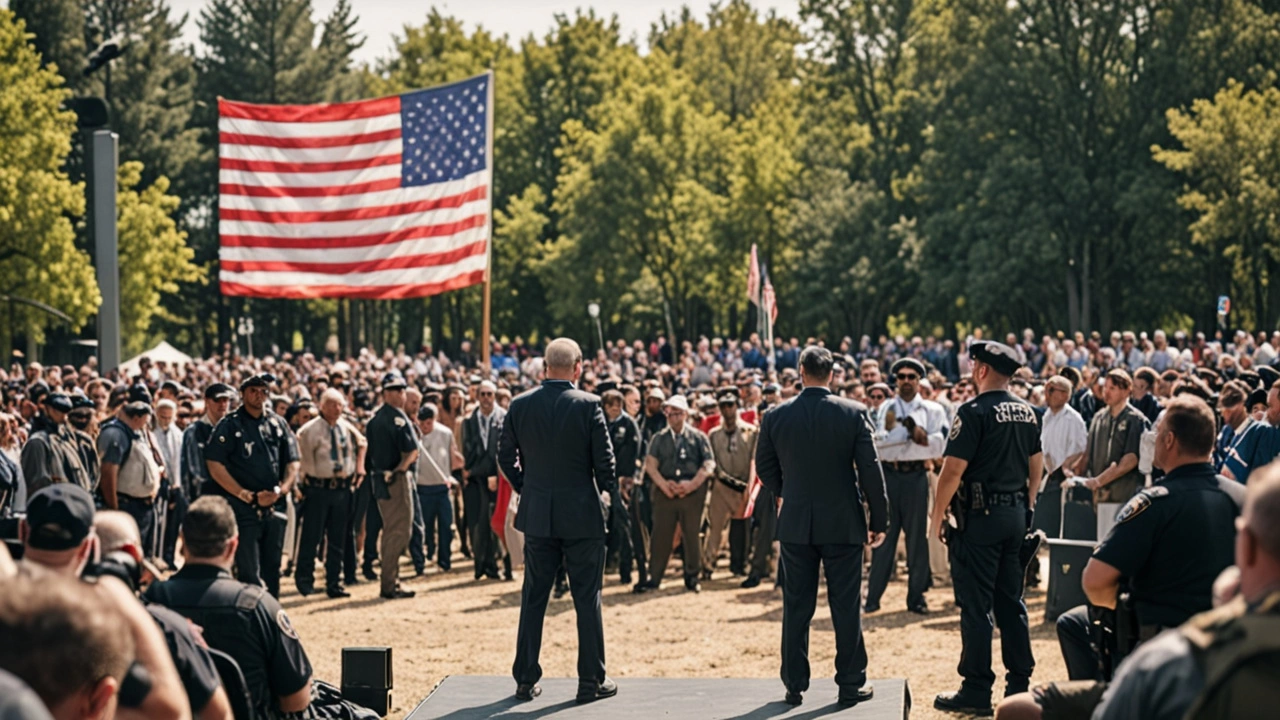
[945,483,970,543]
[1091,591,1139,681]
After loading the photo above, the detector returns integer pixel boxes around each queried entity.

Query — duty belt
[967,490,1028,511]
[118,494,154,506]
[883,460,926,473]
[303,474,353,490]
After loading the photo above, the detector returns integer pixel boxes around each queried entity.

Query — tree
[1155,82,1280,330]
[9,0,85,87]
[116,160,201,354]
[0,10,100,356]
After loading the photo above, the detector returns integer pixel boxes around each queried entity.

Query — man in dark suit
[499,337,619,704]
[756,345,889,707]
[463,380,505,580]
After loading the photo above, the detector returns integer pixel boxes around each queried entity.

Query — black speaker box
[342,646,392,717]
[1045,539,1095,622]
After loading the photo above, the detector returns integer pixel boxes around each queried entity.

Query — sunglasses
[178,413,192,420]
[479,391,495,398]
[868,393,885,401]
[895,373,920,381]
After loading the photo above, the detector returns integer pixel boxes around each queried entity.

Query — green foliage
[0,10,99,352]
[116,161,201,354]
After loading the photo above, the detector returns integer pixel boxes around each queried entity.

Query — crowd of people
[2,324,1280,719]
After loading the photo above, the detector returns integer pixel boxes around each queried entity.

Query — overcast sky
[155,1,801,65]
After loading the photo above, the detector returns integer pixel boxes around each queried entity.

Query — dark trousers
[950,506,1035,698]
[295,487,350,592]
[417,485,453,570]
[344,480,371,581]
[118,496,156,558]
[409,483,426,573]
[1032,470,1065,539]
[513,534,607,685]
[161,490,188,566]
[605,490,634,581]
[779,542,868,692]
[232,502,286,598]
[729,519,747,574]
[452,472,468,556]
[464,480,498,577]
[1056,605,1098,680]
[867,467,930,608]
[627,483,651,586]
[750,488,777,578]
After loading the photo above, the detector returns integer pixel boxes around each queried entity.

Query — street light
[587,302,604,353]
[237,316,256,358]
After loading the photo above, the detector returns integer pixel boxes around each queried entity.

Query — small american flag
[217,73,492,299]
[761,262,778,325]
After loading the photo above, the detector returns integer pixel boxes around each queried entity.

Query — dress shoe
[485,570,503,581]
[553,582,570,599]
[934,691,993,716]
[838,684,874,706]
[908,601,930,615]
[620,573,632,585]
[326,586,350,599]
[362,564,377,581]
[503,570,515,581]
[576,677,618,704]
[684,577,701,593]
[632,581,654,594]
[864,602,881,614]
[379,587,416,600]
[296,586,314,597]
[701,568,713,581]
[514,683,541,701]
[740,574,761,589]
[282,560,294,577]
[784,690,803,705]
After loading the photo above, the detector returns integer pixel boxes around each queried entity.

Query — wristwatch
[239,489,254,504]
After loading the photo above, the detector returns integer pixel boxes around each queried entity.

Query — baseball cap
[24,484,95,551]
[204,382,236,401]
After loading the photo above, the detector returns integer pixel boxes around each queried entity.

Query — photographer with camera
[15,484,190,720]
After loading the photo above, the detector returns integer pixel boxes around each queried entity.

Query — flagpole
[480,69,495,375]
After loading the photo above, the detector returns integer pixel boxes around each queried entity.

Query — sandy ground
[286,549,1066,719]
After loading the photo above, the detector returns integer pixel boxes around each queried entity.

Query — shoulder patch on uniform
[949,417,963,442]
[235,584,266,611]
[276,609,299,640]
[1145,485,1169,498]
[1115,491,1158,525]
[394,416,406,427]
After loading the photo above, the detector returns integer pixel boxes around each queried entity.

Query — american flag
[217,73,493,299]
[761,262,778,325]
[747,243,761,307]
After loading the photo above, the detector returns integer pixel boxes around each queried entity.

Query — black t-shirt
[364,404,418,474]
[144,565,311,715]
[1092,463,1240,628]
[944,389,1043,494]
[608,413,641,478]
[203,408,299,495]
[147,604,222,715]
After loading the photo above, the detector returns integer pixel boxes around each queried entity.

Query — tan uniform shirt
[296,416,367,479]
[709,422,757,491]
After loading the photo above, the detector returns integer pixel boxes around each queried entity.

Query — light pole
[587,302,604,353]
[237,316,256,358]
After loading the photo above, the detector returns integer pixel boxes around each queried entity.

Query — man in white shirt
[416,403,459,572]
[1035,375,1088,538]
[867,358,949,614]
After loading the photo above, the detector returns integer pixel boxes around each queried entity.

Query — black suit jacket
[463,407,504,481]
[755,386,888,545]
[498,380,617,539]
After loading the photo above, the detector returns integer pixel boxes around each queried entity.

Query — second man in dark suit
[499,337,618,705]
[463,380,505,580]
[756,345,888,708]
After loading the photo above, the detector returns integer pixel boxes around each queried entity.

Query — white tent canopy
[119,341,194,379]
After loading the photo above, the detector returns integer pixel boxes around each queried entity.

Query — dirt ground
[286,550,1066,719]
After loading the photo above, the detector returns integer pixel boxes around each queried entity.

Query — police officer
[294,389,366,598]
[181,383,235,504]
[144,496,317,719]
[365,372,418,600]
[1054,395,1243,681]
[703,387,757,581]
[66,396,100,489]
[204,373,300,598]
[930,340,1043,715]
[20,392,91,496]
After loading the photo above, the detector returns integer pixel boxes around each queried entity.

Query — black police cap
[381,372,408,390]
[239,373,275,392]
[70,395,96,411]
[127,383,152,405]
[42,392,74,414]
[1248,388,1269,409]
[204,382,236,401]
[969,340,1022,376]
[25,484,95,551]
[1259,366,1280,392]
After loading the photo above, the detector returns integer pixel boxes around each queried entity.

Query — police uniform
[1055,462,1243,680]
[203,376,300,598]
[294,413,366,598]
[364,373,418,599]
[183,383,235,502]
[703,390,757,579]
[643,396,715,590]
[98,408,164,553]
[935,341,1040,712]
[145,564,312,718]
[606,408,642,586]
[67,396,101,493]
[19,395,91,496]
[868,357,949,614]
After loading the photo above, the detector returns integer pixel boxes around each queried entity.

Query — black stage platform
[406,676,910,719]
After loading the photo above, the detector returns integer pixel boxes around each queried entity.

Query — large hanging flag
[747,244,761,306]
[217,73,493,299]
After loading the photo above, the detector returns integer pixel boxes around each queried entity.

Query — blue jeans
[417,484,453,570]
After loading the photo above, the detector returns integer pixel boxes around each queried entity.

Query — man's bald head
[544,338,583,381]
[94,511,142,556]
[1238,461,1280,602]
